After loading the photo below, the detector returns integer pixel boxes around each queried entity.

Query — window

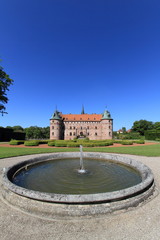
[70,126,72,129]
[95,132,97,136]
[81,127,82,130]
[87,126,89,129]
[95,126,97,129]
[73,132,75,136]
[52,126,54,129]
[73,126,75,129]
[70,132,72,136]
[52,132,54,136]
[88,133,89,136]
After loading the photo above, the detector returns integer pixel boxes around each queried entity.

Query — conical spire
[81,105,85,114]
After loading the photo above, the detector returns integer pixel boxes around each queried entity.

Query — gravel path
[0,154,160,240]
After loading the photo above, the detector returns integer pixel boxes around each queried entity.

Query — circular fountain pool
[12,158,142,195]
[2,152,155,218]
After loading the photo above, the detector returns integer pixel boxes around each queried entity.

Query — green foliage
[67,142,81,147]
[9,140,25,145]
[121,140,133,145]
[24,140,39,146]
[25,126,49,139]
[145,130,160,140]
[133,140,145,144]
[48,141,55,146]
[53,139,114,147]
[132,120,154,135]
[54,140,70,147]
[153,122,160,130]
[0,64,14,114]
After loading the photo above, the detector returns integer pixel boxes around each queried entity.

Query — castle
[50,107,113,140]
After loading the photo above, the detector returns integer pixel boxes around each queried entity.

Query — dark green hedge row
[9,140,25,145]
[145,130,160,140]
[9,139,145,147]
[120,140,133,145]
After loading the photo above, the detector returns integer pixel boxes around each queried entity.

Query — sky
[0,0,160,131]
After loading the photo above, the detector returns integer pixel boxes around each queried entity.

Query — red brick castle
[50,107,113,140]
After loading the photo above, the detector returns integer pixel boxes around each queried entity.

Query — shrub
[67,143,80,147]
[133,140,145,144]
[121,140,133,145]
[24,140,39,146]
[145,130,160,140]
[9,140,25,145]
[48,141,55,146]
[54,140,69,147]
[81,143,96,147]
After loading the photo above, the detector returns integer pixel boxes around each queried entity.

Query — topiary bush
[24,140,39,146]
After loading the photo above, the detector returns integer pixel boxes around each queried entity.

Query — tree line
[2,126,50,139]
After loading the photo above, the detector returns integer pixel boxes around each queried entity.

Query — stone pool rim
[2,152,154,204]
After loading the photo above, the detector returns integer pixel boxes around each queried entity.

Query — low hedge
[9,140,25,145]
[121,140,133,145]
[67,143,81,147]
[133,140,145,144]
[48,141,55,146]
[24,140,39,146]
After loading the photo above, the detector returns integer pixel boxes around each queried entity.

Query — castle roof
[61,114,102,122]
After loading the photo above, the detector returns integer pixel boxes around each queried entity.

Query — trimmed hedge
[133,140,145,144]
[121,140,133,145]
[9,140,25,145]
[54,140,77,147]
[24,140,39,146]
[48,141,55,146]
[67,143,81,147]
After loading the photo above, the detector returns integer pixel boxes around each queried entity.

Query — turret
[50,110,62,140]
[101,109,113,139]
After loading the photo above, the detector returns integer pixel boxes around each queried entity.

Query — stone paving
[0,153,160,240]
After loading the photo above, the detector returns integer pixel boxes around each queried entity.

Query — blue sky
[0,0,160,130]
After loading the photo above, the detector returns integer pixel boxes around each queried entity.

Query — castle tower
[50,110,62,140]
[100,109,113,139]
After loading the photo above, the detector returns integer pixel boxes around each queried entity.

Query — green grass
[0,143,160,158]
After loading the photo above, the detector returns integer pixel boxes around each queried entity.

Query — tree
[131,120,154,135]
[0,64,13,115]
[25,126,50,139]
[153,122,160,130]
[122,127,126,133]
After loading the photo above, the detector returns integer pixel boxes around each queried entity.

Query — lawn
[0,143,160,158]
